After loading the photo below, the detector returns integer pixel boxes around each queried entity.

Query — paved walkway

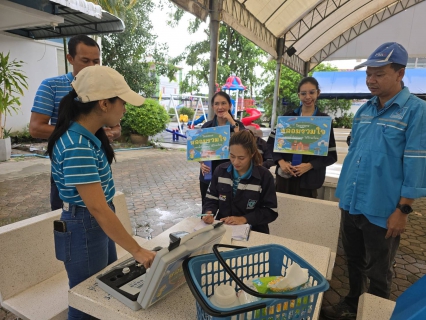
[1,147,425,319]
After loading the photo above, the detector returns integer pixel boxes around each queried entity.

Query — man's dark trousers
[341,209,400,310]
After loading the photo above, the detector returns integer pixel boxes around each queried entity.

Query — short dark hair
[297,76,320,93]
[68,35,100,58]
[390,63,406,72]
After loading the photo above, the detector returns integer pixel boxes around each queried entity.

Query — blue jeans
[54,202,117,320]
[341,210,400,310]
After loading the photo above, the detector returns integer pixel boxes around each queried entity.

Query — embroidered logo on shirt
[219,194,227,201]
[246,199,257,209]
[390,107,408,119]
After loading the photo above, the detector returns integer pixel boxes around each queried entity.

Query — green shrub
[178,106,195,119]
[121,99,170,136]
[333,113,354,129]
[168,107,176,115]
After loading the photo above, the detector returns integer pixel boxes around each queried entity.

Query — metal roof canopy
[172,0,426,75]
[2,0,124,39]
[171,0,426,128]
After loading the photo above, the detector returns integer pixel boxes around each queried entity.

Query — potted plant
[0,52,28,161]
[121,98,170,145]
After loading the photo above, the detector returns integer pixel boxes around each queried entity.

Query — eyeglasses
[298,89,318,97]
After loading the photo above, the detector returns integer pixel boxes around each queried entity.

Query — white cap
[72,65,145,106]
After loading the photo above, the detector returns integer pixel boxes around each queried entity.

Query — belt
[63,200,114,211]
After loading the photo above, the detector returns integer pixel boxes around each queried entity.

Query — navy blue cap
[354,42,408,69]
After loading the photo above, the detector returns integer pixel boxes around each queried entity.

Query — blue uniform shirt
[228,161,254,196]
[336,87,426,228]
[31,72,74,126]
[51,122,115,206]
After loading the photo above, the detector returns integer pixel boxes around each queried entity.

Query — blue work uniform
[336,86,426,227]
[203,162,278,234]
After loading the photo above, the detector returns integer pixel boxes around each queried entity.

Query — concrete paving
[1,134,425,319]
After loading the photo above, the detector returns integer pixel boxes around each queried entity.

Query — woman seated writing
[202,130,278,234]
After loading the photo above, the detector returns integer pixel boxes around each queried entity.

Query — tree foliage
[173,22,266,96]
[88,0,137,20]
[260,62,352,121]
[0,52,28,139]
[101,0,178,97]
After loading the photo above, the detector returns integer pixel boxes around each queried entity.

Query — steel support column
[271,38,284,131]
[208,0,221,121]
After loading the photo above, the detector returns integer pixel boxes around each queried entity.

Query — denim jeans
[54,202,117,320]
[341,210,400,310]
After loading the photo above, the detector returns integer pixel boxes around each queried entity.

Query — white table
[69,217,331,320]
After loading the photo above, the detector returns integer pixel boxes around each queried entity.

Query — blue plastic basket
[183,244,329,320]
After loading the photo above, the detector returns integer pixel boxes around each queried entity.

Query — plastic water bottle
[203,161,212,181]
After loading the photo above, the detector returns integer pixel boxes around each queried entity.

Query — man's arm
[29,112,54,139]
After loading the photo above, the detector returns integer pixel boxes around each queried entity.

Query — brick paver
[1,148,425,319]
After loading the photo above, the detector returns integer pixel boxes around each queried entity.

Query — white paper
[194,221,250,241]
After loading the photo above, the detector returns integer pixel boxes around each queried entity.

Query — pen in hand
[198,212,216,224]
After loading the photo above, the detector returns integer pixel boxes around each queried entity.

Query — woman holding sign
[199,92,245,206]
[268,77,337,198]
[202,130,278,234]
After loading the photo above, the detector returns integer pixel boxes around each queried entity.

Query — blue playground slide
[188,114,207,126]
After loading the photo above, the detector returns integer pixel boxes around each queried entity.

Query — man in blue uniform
[322,42,426,319]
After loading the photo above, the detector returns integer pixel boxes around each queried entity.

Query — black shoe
[321,300,357,320]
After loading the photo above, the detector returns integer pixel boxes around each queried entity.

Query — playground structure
[222,74,246,119]
[222,74,261,129]
[163,75,262,138]
[166,94,208,134]
[241,107,262,130]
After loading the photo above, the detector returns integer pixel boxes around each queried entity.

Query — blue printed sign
[274,116,332,156]
[186,126,230,161]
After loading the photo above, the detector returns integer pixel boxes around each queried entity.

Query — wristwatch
[231,122,239,129]
[396,203,413,214]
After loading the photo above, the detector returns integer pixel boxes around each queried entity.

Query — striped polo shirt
[31,72,74,126]
[51,122,115,206]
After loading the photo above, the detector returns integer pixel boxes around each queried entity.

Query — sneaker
[321,300,357,319]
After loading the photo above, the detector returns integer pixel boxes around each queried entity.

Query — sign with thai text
[186,126,230,161]
[274,116,332,156]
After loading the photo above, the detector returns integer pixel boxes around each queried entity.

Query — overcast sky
[150,6,207,62]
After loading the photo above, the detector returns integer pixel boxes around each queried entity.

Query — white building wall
[159,74,179,108]
[0,33,63,132]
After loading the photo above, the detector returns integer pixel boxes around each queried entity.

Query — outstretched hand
[133,247,156,269]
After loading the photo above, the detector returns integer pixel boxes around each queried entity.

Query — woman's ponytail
[47,90,79,159]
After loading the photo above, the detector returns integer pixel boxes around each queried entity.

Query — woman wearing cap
[199,92,245,206]
[47,65,155,320]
